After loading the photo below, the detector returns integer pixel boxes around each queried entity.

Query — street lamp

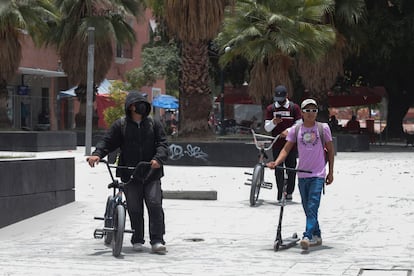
[85,26,95,155]
[219,46,231,135]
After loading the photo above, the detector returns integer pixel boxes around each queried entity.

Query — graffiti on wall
[169,144,208,161]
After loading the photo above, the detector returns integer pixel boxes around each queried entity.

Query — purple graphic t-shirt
[286,123,332,178]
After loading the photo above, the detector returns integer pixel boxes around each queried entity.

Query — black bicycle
[93,160,153,257]
[245,129,281,206]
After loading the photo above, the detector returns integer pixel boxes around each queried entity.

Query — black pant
[272,147,297,200]
[125,179,165,245]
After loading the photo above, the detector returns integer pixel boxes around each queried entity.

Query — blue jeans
[298,177,324,239]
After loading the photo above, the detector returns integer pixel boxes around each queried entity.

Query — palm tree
[0,0,56,128]
[216,0,337,106]
[48,0,145,127]
[297,0,366,118]
[163,0,226,137]
[217,0,365,120]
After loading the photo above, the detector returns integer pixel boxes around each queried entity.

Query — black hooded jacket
[92,92,169,182]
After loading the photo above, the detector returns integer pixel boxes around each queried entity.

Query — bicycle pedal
[261,182,273,189]
[244,172,252,176]
[244,182,252,186]
[93,229,104,239]
[94,216,104,220]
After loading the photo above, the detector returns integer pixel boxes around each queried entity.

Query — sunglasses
[302,109,318,113]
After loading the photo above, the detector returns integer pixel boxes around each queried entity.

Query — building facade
[6,10,165,131]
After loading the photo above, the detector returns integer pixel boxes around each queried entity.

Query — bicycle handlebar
[251,129,281,151]
[100,160,156,187]
[101,160,152,170]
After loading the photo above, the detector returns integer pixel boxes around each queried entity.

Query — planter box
[0,158,75,228]
[0,131,76,152]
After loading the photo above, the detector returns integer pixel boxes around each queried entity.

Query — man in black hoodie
[87,92,169,253]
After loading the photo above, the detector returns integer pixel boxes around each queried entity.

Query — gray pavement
[0,145,414,276]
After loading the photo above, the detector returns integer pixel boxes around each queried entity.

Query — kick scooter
[273,166,311,251]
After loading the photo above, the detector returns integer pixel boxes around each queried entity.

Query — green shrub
[103,81,128,127]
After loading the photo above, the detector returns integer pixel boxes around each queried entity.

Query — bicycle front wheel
[250,164,263,206]
[112,204,126,257]
[104,196,113,245]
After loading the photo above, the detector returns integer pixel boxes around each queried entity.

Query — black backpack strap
[120,116,126,137]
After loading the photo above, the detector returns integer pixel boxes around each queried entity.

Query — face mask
[134,102,148,115]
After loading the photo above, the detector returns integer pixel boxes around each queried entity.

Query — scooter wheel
[273,240,281,251]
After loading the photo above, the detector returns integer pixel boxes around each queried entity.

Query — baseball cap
[274,85,287,102]
[301,98,318,109]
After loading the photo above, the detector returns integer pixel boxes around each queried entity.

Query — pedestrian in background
[264,85,302,202]
[267,98,335,250]
[346,115,360,134]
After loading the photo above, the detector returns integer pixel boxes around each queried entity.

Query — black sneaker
[286,194,293,201]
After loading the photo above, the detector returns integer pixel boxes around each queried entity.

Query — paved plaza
[0,145,413,275]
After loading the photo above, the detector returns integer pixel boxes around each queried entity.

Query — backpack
[294,122,328,164]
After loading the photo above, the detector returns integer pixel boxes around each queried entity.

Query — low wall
[75,130,106,146]
[0,131,77,151]
[0,158,75,228]
[166,139,340,167]
[107,141,264,167]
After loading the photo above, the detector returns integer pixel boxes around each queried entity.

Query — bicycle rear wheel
[250,164,263,206]
[104,196,113,245]
[112,204,126,257]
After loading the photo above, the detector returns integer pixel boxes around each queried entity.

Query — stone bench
[0,158,75,228]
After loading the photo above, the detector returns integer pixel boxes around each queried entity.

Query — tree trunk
[383,88,412,139]
[178,41,213,137]
[377,67,414,140]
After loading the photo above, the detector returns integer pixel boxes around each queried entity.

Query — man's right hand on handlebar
[86,156,100,167]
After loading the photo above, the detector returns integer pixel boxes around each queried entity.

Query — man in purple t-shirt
[267,98,335,251]
[264,85,302,202]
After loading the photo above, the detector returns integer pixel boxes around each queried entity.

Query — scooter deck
[274,235,300,251]
[280,237,300,248]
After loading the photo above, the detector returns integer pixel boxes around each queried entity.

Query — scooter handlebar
[275,166,312,174]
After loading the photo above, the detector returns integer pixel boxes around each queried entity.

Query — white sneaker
[300,237,310,250]
[151,243,166,253]
[133,243,143,252]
